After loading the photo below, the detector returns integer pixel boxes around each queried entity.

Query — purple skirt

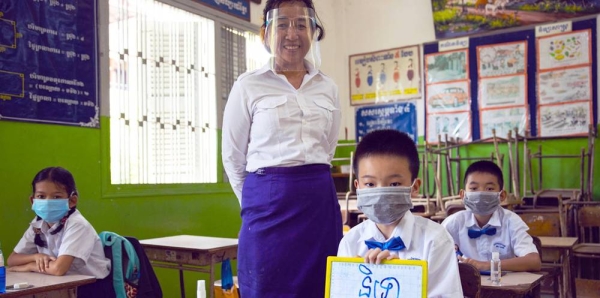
[238,164,343,298]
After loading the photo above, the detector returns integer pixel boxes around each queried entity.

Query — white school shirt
[441,207,538,262]
[14,210,111,279]
[338,212,464,298]
[222,62,341,203]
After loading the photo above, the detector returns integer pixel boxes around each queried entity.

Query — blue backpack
[100,231,141,298]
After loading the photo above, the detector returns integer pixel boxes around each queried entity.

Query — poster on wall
[538,101,592,137]
[431,0,600,39]
[478,75,527,109]
[426,81,470,113]
[477,41,526,77]
[355,102,417,143]
[425,49,468,83]
[480,107,528,139]
[349,46,421,106]
[0,1,99,127]
[537,66,592,104]
[537,29,591,70]
[426,111,472,143]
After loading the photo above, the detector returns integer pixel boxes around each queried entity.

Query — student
[8,167,112,296]
[441,160,541,272]
[338,129,463,297]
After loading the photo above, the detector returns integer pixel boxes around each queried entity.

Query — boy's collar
[467,208,502,229]
[359,212,415,249]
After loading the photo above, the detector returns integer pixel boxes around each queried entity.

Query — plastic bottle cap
[492,251,500,260]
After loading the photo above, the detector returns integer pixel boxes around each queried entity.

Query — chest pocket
[311,97,337,132]
[253,96,288,135]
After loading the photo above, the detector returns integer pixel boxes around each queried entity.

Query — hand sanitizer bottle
[490,251,501,286]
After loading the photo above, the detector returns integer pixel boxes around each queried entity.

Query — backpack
[100,231,141,298]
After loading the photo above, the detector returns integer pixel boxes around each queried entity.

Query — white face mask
[464,191,501,215]
[357,185,414,224]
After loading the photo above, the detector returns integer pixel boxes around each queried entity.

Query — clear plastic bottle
[197,280,206,298]
[490,251,501,286]
[0,245,6,293]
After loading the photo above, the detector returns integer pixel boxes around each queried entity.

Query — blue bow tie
[365,236,406,251]
[468,226,497,239]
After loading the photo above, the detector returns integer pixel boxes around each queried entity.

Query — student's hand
[33,253,56,273]
[8,262,36,273]
[363,248,398,265]
[458,255,490,271]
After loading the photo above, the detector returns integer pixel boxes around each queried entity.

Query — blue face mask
[32,199,70,223]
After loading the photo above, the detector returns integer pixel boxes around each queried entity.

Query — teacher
[221,0,342,296]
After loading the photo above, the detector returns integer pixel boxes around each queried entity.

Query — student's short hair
[353,129,419,181]
[464,160,504,190]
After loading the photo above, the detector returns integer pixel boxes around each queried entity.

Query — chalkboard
[0,1,99,127]
[325,256,428,298]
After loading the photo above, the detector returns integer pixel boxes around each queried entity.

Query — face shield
[264,6,321,71]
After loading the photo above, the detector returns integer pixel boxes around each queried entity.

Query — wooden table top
[538,236,578,248]
[480,271,544,297]
[1,272,95,297]
[139,235,238,252]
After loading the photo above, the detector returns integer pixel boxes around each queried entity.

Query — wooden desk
[480,272,544,298]
[0,272,95,298]
[539,236,579,298]
[140,235,238,298]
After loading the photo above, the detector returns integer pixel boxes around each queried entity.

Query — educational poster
[0,1,99,127]
[426,81,470,113]
[425,50,468,83]
[480,106,528,139]
[537,29,591,70]
[536,28,594,137]
[477,42,526,77]
[426,111,472,143]
[538,101,592,137]
[325,257,427,298]
[349,46,421,106]
[538,66,592,105]
[478,75,527,109]
[431,0,600,39]
[355,102,417,143]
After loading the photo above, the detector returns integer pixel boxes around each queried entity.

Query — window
[108,0,264,185]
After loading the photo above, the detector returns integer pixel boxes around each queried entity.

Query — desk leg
[568,248,576,298]
[180,269,186,298]
[209,263,215,298]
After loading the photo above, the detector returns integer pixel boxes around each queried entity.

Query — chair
[458,262,481,298]
[572,205,600,281]
[531,235,561,298]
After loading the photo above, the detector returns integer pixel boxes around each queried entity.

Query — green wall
[0,116,241,296]
[1,116,598,296]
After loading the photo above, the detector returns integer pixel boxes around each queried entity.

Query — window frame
[98,0,260,198]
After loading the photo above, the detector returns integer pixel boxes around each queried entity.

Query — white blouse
[222,63,341,203]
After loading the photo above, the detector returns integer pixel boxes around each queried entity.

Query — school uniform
[222,62,342,297]
[338,212,464,298]
[14,209,111,279]
[441,207,538,261]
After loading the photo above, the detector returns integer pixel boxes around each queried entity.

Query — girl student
[7,167,112,296]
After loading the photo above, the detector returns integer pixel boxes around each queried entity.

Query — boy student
[338,129,463,297]
[442,160,541,272]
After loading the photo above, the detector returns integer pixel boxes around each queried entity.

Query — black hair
[261,0,325,41]
[463,160,504,190]
[353,129,419,181]
[31,167,78,248]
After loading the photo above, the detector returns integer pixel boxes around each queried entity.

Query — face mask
[32,199,70,223]
[357,185,414,224]
[463,191,500,215]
